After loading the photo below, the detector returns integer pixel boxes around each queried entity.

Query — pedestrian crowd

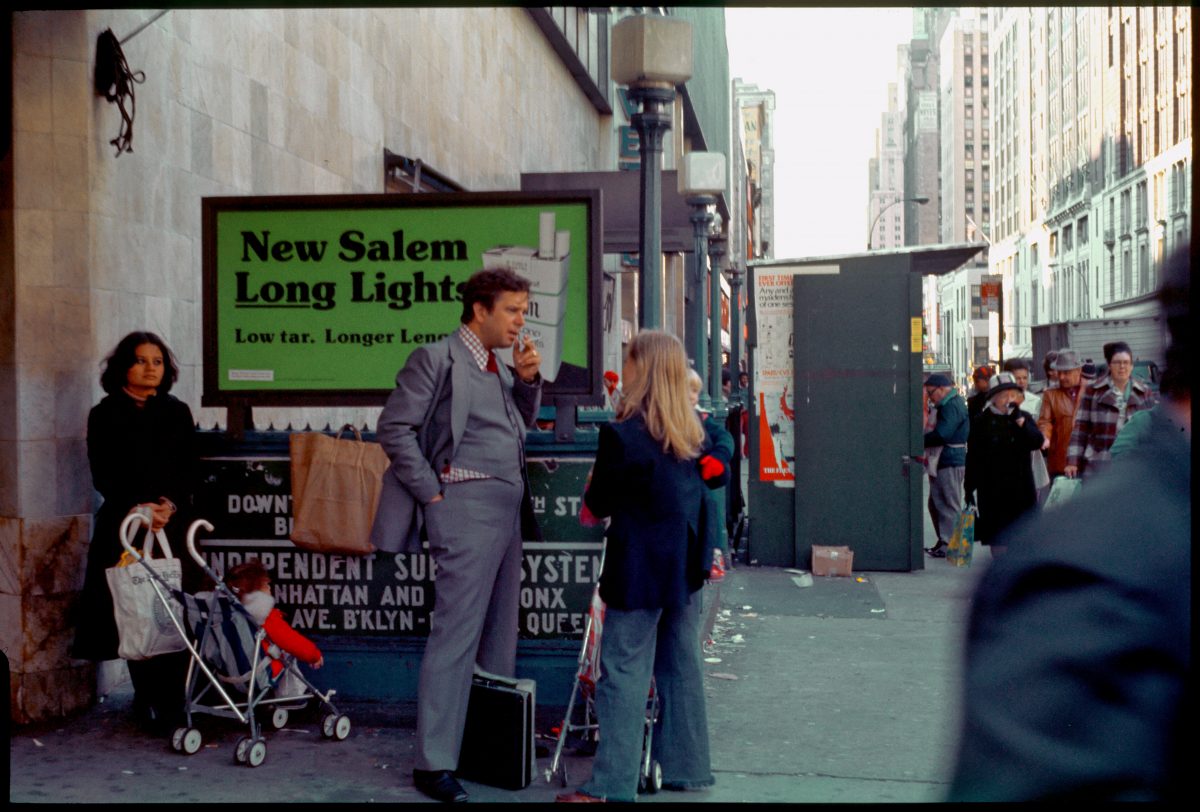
[922,332,1160,560]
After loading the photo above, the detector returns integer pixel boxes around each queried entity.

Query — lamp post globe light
[868,195,929,250]
[612,12,694,330]
[679,151,726,408]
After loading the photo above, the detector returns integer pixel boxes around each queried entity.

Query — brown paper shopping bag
[289,425,388,555]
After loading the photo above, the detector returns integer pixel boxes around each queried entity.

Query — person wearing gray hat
[962,372,1045,558]
[922,373,969,558]
[1042,351,1060,389]
[1036,348,1085,478]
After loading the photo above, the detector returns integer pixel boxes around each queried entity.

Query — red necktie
[486,351,498,374]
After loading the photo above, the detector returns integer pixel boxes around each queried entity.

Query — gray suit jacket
[369,333,543,553]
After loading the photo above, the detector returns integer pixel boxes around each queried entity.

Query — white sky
[725,7,915,259]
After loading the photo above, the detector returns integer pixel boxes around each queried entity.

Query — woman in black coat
[557,331,729,802]
[964,372,1045,557]
[73,331,197,731]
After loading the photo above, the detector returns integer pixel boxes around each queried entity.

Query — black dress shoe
[413,769,469,803]
[924,541,948,558]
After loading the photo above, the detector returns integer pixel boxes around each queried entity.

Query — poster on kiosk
[198,192,606,645]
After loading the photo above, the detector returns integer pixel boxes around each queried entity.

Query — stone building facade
[2,7,730,722]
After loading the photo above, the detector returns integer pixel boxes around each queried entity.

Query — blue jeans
[579,591,714,801]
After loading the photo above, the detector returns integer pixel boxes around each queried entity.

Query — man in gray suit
[371,268,542,803]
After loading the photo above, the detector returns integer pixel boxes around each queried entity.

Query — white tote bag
[106,522,185,660]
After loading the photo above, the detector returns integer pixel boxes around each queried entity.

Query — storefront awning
[521,170,729,255]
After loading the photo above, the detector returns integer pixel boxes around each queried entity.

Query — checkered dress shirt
[439,327,498,485]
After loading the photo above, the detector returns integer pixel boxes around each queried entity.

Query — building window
[1078,216,1089,245]
[974,337,989,366]
[971,285,986,319]
[1063,223,1073,251]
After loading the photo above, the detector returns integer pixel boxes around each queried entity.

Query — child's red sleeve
[263,608,322,664]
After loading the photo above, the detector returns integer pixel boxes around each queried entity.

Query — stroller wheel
[270,707,289,730]
[172,727,203,756]
[638,760,662,794]
[234,736,251,764]
[322,712,351,740]
[648,760,663,794]
[247,738,267,768]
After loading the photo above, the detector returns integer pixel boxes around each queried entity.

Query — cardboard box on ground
[811,545,854,577]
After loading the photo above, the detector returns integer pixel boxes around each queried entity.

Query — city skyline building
[887,6,1191,385]
[987,6,1191,363]
[936,6,993,384]
[867,76,909,251]
[732,78,776,263]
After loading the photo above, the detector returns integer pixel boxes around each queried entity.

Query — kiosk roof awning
[750,243,986,276]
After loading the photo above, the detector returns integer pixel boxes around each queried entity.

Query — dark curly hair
[100,331,179,395]
[459,268,531,324]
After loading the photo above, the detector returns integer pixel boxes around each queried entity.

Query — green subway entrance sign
[203,192,602,406]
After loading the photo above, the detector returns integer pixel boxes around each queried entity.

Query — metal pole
[728,264,744,406]
[687,196,714,408]
[708,235,727,418]
[630,85,675,330]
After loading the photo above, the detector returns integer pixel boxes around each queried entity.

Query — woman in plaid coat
[1065,341,1157,481]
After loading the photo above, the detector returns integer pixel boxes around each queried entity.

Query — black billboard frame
[202,190,605,429]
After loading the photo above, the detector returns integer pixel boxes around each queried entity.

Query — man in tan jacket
[1037,349,1084,478]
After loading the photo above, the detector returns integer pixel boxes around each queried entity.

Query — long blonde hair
[616,331,704,460]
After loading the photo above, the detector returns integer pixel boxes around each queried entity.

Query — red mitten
[699,454,725,481]
[579,500,601,527]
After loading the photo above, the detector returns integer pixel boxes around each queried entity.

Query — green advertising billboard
[202,192,602,406]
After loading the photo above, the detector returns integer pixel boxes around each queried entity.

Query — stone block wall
[3,7,608,722]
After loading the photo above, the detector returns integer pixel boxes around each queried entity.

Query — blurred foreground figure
[948,245,1191,802]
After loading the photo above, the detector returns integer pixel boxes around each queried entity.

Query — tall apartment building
[732,79,776,263]
[904,7,955,362]
[867,79,909,251]
[988,7,1191,365]
[936,7,994,386]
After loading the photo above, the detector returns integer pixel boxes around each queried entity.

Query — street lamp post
[679,151,725,409]
[686,196,713,404]
[868,195,929,250]
[612,13,694,330]
[707,225,727,417]
[727,264,745,407]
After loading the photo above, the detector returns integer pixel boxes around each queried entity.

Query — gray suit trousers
[414,476,525,772]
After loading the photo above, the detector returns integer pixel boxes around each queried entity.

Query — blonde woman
[558,331,726,803]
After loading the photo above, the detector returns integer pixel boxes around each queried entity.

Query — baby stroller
[544,545,663,794]
[117,509,351,767]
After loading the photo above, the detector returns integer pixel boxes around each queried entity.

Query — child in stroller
[224,560,324,683]
[115,511,352,767]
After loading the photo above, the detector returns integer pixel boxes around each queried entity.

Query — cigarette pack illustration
[483,211,571,383]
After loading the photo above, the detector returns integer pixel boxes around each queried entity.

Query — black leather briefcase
[458,673,536,790]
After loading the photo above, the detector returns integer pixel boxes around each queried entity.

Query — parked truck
[1031,314,1167,387]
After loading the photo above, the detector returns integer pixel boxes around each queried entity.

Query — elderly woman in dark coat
[964,372,1045,557]
[73,331,197,732]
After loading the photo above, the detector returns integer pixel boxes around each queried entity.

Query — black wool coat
[584,415,714,610]
[73,391,197,661]
[963,407,1045,545]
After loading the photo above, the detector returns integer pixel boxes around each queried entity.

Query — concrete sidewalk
[7,546,988,804]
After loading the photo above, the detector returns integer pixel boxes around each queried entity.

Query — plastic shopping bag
[946,505,976,567]
[1043,476,1082,511]
[106,515,185,660]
